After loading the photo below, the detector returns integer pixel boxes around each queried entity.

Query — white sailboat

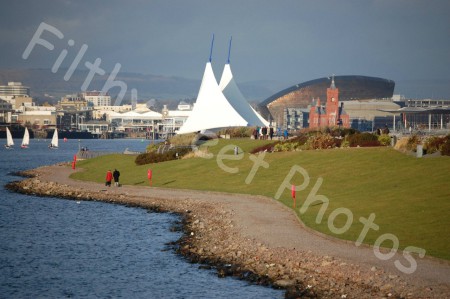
[21,127,30,149]
[5,127,14,149]
[49,129,58,149]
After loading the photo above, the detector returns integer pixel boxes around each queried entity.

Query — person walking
[105,170,113,187]
[269,127,274,140]
[113,169,121,187]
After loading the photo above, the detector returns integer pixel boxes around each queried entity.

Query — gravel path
[15,164,450,298]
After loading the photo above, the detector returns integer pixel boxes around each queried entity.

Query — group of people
[252,126,289,140]
[253,126,275,140]
[105,169,120,187]
[375,125,390,135]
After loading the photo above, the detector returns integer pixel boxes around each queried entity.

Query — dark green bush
[135,147,192,165]
[250,142,277,154]
[348,133,380,147]
[378,134,391,146]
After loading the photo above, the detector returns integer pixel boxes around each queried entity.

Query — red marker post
[72,154,77,169]
[147,169,152,186]
[291,184,296,209]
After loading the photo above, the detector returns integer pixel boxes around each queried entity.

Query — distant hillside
[0,68,283,105]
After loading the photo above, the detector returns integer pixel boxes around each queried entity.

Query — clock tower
[326,75,339,126]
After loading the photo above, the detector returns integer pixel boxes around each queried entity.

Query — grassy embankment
[71,139,450,260]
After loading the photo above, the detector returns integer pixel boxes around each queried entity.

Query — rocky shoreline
[6,165,450,298]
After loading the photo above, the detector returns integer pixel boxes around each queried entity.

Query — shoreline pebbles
[5,166,449,298]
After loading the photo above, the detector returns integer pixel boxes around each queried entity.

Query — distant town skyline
[1,0,449,99]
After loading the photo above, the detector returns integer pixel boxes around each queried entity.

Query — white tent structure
[177,62,248,134]
[219,63,268,127]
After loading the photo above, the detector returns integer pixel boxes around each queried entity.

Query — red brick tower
[326,76,340,126]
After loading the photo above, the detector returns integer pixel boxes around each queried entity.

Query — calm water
[0,138,283,298]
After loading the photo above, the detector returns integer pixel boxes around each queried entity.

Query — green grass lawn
[72,139,450,260]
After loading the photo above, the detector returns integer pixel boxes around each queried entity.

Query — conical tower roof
[178,62,248,134]
[219,63,267,127]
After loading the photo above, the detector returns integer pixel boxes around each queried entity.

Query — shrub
[135,147,192,165]
[168,133,198,146]
[146,143,159,153]
[348,133,380,147]
[340,137,350,148]
[289,134,309,146]
[303,133,337,150]
[378,134,391,146]
[440,135,450,156]
[329,127,357,137]
[424,136,446,154]
[218,127,253,138]
[250,142,277,154]
[406,135,421,151]
[394,137,409,152]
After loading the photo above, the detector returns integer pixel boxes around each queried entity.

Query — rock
[380,284,393,292]
[321,261,332,267]
[274,279,295,288]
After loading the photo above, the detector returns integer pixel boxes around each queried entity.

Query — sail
[6,127,14,147]
[21,128,30,148]
[50,129,58,148]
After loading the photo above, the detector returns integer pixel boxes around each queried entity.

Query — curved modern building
[258,75,395,127]
[0,82,30,97]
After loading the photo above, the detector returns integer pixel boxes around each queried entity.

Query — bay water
[0,138,283,298]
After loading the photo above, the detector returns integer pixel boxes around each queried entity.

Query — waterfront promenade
[10,164,450,298]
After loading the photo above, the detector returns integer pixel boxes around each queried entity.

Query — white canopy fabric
[219,63,268,127]
[177,62,248,134]
[250,105,270,127]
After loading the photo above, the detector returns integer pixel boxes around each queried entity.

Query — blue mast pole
[209,34,215,62]
[227,36,232,64]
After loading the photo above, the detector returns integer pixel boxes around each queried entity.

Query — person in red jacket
[105,169,113,187]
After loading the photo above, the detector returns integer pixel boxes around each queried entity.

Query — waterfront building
[0,99,13,123]
[309,77,350,128]
[343,100,400,131]
[283,108,309,131]
[161,104,192,138]
[107,110,164,139]
[0,82,33,111]
[0,82,30,97]
[81,91,111,106]
[58,94,89,111]
[18,110,56,129]
[177,101,193,111]
[380,98,450,132]
[259,75,395,130]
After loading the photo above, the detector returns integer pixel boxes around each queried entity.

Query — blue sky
[1,0,449,98]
